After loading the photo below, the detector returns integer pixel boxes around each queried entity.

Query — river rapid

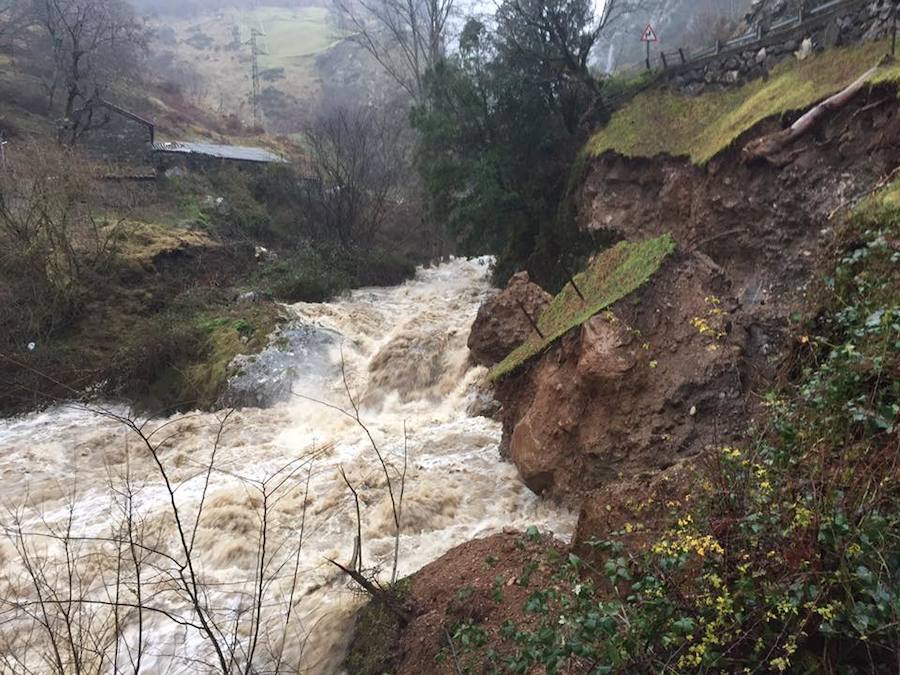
[0,257,575,674]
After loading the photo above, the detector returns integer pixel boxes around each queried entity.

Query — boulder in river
[467,271,552,367]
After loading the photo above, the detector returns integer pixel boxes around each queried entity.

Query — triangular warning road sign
[640,24,658,42]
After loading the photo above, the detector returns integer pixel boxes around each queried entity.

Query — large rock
[467,271,552,367]
[496,257,750,501]
[576,314,637,383]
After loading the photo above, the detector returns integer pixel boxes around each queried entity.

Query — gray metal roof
[153,141,285,163]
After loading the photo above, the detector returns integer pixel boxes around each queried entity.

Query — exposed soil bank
[346,81,900,673]
[497,82,900,502]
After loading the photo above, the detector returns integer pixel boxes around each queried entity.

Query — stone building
[76,100,284,173]
[153,140,285,172]
[75,99,156,169]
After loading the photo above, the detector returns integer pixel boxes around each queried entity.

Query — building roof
[153,141,285,164]
[98,100,155,130]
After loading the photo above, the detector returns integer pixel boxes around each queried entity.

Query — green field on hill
[162,5,338,129]
[242,6,341,68]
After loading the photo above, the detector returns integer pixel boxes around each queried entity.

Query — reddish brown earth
[345,84,900,673]
[467,271,553,367]
[497,254,743,498]
[494,84,900,502]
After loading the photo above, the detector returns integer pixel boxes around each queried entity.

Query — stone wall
[80,104,155,168]
[153,152,271,173]
[667,0,896,94]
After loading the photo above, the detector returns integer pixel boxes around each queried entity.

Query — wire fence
[601,0,895,112]
[619,0,878,76]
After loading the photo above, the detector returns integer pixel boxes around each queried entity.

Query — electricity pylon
[244,27,266,128]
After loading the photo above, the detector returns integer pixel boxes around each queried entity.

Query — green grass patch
[490,234,675,380]
[116,220,215,264]
[589,40,900,165]
[245,6,340,69]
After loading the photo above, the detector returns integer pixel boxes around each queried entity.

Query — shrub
[258,247,352,303]
[259,245,417,303]
[354,248,417,288]
[108,311,210,408]
[202,168,273,242]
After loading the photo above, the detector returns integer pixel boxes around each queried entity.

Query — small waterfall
[604,42,617,74]
[0,257,575,674]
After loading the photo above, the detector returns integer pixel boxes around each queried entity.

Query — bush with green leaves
[258,245,416,303]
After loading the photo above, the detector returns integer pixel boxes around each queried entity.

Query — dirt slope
[490,83,900,502]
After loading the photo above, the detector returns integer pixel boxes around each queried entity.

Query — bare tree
[293,346,410,620]
[333,0,455,103]
[302,106,405,251]
[0,407,324,673]
[0,140,135,347]
[28,0,150,140]
[0,141,126,285]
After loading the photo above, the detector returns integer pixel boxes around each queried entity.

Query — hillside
[0,39,281,146]
[151,5,342,132]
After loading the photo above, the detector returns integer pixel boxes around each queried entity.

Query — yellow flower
[722,447,742,460]
[770,656,789,672]
[793,504,814,528]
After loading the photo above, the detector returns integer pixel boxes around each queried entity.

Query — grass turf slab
[490,234,675,380]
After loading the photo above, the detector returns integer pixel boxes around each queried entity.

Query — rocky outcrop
[466,271,552,367]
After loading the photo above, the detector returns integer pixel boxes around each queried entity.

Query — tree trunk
[742,62,882,163]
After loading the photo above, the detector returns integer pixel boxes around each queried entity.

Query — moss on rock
[490,233,675,380]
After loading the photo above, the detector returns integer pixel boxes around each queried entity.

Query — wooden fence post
[516,299,545,339]
[678,47,686,64]
[558,259,586,303]
[893,0,898,57]
[660,51,668,69]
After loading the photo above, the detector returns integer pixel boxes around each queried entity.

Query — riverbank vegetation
[502,179,899,673]
[0,139,419,414]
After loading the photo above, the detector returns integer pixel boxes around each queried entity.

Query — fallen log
[742,61,883,164]
[326,557,412,625]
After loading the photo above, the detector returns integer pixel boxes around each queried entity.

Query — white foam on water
[0,257,576,674]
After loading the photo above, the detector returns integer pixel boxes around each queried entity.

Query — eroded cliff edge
[344,68,900,675]
[484,84,900,503]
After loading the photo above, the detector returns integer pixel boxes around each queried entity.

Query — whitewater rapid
[0,257,575,674]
